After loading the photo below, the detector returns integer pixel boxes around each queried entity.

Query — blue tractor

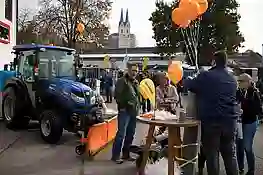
[2,44,102,144]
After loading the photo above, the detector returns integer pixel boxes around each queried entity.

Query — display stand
[136,116,200,175]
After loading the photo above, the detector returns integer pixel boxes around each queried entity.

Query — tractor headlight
[70,92,85,103]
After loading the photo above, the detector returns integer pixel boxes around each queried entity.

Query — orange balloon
[77,23,85,33]
[195,0,208,15]
[180,0,208,15]
[172,8,190,27]
[168,62,183,84]
[179,0,200,20]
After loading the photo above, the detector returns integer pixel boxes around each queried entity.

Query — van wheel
[2,87,29,129]
[40,110,63,144]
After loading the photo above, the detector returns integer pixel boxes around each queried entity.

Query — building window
[0,21,10,44]
[121,29,123,33]
[5,0,13,21]
[126,29,128,33]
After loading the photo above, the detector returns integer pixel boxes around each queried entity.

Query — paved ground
[0,100,263,175]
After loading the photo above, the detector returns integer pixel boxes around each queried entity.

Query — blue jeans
[111,110,137,159]
[236,121,257,174]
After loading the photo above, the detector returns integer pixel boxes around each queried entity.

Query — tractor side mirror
[4,64,8,71]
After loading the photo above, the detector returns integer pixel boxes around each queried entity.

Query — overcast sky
[20,0,263,54]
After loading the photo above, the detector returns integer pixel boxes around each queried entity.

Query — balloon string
[187,19,201,72]
[187,28,198,71]
[182,29,196,66]
[190,22,197,45]
[188,27,198,70]
[185,30,195,67]
[180,28,195,65]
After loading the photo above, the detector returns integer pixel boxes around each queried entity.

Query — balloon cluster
[172,0,208,28]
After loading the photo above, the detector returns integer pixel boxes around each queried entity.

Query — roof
[13,44,75,52]
[109,33,119,37]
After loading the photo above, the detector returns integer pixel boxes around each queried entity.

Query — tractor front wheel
[40,110,63,144]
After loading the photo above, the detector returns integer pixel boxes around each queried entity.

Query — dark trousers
[236,138,244,171]
[111,110,137,159]
[142,99,151,113]
[105,87,112,102]
[198,145,206,175]
[201,121,239,175]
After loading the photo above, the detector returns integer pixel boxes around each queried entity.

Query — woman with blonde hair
[237,73,261,175]
[156,72,179,113]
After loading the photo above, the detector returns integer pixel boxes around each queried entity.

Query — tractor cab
[2,44,102,144]
[11,45,77,108]
[13,44,76,82]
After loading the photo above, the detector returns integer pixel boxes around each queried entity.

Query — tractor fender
[4,78,33,111]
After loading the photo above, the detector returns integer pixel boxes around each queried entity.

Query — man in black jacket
[184,51,240,175]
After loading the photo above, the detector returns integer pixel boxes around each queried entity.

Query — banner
[103,55,110,68]
[142,56,149,71]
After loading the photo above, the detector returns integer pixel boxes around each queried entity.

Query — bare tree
[34,0,112,49]
[17,8,33,32]
[17,8,39,44]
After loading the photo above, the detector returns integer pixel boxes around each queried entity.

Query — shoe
[122,152,136,161]
[122,155,136,161]
[111,157,124,164]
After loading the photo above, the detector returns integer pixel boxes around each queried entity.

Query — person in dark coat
[111,63,140,164]
[184,51,240,175]
[104,71,113,103]
[236,73,261,175]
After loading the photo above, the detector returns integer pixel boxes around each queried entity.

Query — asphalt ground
[0,100,263,175]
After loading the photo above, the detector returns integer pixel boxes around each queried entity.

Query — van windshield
[38,49,75,78]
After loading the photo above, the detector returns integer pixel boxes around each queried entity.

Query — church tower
[118,8,131,48]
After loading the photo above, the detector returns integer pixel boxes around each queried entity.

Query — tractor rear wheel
[2,87,30,129]
[40,110,63,144]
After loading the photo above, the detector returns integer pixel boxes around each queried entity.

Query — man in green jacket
[111,63,140,164]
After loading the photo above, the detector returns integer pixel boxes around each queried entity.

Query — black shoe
[122,155,136,161]
[122,152,136,161]
[111,158,124,164]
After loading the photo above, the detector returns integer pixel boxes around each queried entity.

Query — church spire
[125,9,129,24]
[119,8,124,25]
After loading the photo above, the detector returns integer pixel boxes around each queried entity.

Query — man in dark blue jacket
[184,51,240,175]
